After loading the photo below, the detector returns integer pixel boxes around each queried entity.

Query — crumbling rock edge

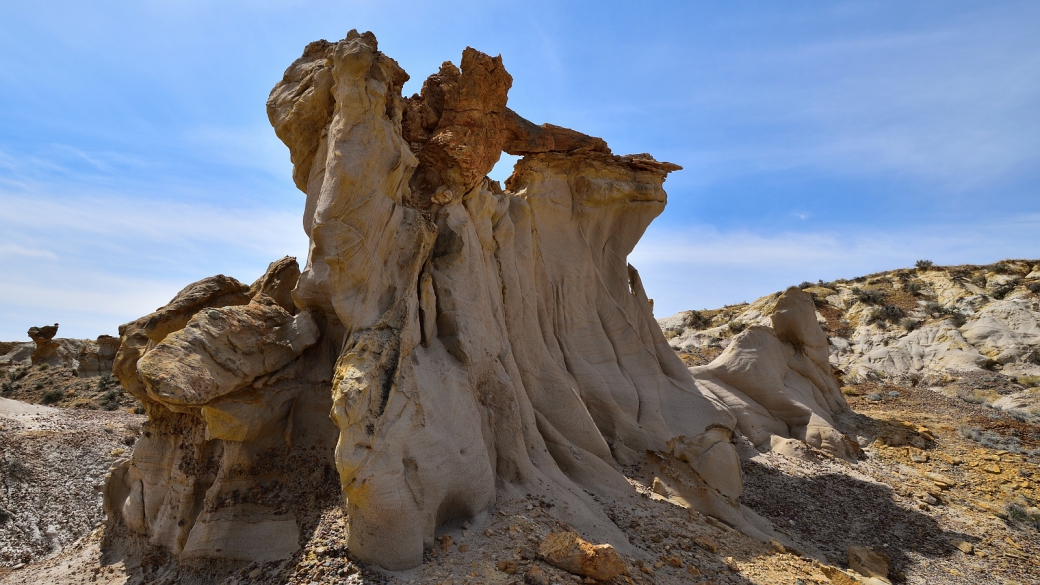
[101,30,851,572]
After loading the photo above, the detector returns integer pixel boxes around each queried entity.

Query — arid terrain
[1,30,1038,585]
[2,262,1038,585]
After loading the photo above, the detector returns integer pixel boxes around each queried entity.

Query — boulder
[538,531,626,581]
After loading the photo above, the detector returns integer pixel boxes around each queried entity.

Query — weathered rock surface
[102,30,838,573]
[27,324,60,365]
[6,324,119,376]
[663,260,1040,417]
[538,531,626,580]
[690,288,858,460]
[104,257,339,563]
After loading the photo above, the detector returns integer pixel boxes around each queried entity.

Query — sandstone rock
[848,545,889,582]
[76,335,121,377]
[690,287,857,460]
[27,323,60,364]
[538,531,625,581]
[139,296,317,407]
[102,30,794,573]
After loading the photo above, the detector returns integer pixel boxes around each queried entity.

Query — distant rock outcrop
[9,324,120,377]
[102,30,844,572]
[662,260,1040,418]
[27,324,60,365]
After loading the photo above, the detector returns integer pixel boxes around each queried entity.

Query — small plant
[851,287,885,305]
[0,382,13,395]
[134,406,146,415]
[900,318,921,331]
[33,382,44,390]
[971,274,987,288]
[37,363,49,370]
[960,426,1039,455]
[868,305,905,324]
[9,367,28,381]
[1005,504,1040,531]
[904,281,923,294]
[40,389,64,404]
[1019,375,1040,388]
[1028,282,1040,294]
[915,259,934,270]
[681,310,709,330]
[727,321,746,334]
[991,283,1017,300]
[798,281,813,289]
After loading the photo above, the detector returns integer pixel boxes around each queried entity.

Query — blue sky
[2,1,1039,340]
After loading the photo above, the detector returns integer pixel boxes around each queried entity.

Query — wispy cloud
[635,214,1040,317]
[0,184,308,340]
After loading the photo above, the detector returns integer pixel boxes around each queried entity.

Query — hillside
[661,259,1040,420]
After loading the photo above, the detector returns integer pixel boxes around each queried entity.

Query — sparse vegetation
[40,388,65,404]
[1005,504,1040,531]
[915,259,934,270]
[727,320,746,334]
[900,318,921,331]
[868,304,905,325]
[1,381,13,395]
[681,310,709,329]
[960,426,1039,456]
[1019,375,1040,388]
[851,287,885,305]
[904,281,923,295]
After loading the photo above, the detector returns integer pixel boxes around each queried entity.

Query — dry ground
[2,382,1039,585]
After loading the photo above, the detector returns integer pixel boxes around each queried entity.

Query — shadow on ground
[740,459,971,576]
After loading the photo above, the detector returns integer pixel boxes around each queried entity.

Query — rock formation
[27,324,60,365]
[13,324,121,376]
[102,30,842,571]
[691,288,859,461]
[663,260,1040,417]
[76,335,121,377]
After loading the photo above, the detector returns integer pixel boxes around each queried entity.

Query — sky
[1,1,1039,340]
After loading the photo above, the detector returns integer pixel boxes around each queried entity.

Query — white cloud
[0,186,309,340]
[634,214,1040,318]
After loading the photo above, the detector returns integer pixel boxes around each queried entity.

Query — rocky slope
[661,260,1040,421]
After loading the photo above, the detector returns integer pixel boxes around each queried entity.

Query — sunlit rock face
[103,30,845,571]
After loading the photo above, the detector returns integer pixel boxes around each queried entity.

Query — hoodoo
[102,30,850,571]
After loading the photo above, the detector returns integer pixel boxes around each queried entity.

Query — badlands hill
[1,32,1039,585]
[661,259,1040,419]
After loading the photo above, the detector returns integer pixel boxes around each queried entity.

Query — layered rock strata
[103,30,842,571]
